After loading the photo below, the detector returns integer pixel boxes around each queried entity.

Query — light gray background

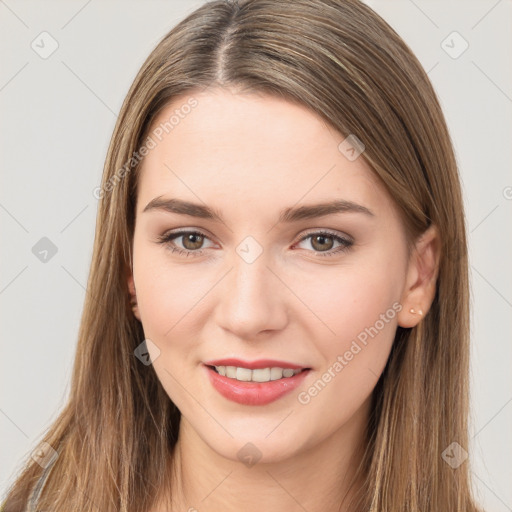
[1,1,511,509]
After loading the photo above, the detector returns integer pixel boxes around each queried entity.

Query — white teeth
[236,367,252,381]
[226,366,237,378]
[213,365,303,383]
[270,367,283,380]
[252,368,270,382]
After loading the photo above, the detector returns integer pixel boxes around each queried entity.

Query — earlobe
[127,272,141,322]
[397,224,440,328]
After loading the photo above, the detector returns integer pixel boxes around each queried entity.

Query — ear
[127,270,141,322]
[397,224,440,328]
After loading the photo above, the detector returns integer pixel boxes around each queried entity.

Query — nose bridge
[216,242,287,337]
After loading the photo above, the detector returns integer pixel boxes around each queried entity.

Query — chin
[206,431,308,467]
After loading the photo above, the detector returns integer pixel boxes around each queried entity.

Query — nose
[213,250,289,339]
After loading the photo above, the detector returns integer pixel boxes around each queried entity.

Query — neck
[156,397,370,512]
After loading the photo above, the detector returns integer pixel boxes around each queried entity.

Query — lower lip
[204,364,310,406]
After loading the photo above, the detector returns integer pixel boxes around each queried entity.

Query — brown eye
[295,231,353,257]
[182,232,205,250]
[156,230,214,257]
[310,234,334,252]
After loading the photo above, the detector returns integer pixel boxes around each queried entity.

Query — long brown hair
[3,1,483,510]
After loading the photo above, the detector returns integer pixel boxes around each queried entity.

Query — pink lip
[203,358,308,370]
[203,363,311,406]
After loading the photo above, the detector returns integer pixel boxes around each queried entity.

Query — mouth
[203,359,312,406]
[206,364,310,383]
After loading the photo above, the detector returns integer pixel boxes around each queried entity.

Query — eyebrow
[142,197,375,223]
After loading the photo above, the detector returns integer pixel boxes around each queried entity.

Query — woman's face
[129,87,421,463]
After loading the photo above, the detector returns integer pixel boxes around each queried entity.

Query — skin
[127,87,440,512]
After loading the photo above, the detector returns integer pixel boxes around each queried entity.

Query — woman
[3,0,484,511]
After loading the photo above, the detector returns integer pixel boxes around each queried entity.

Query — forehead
[136,88,393,218]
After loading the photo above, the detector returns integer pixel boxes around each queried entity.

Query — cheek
[299,261,403,343]
[295,257,404,388]
[133,246,216,358]
[133,253,213,405]
[138,273,192,334]
[292,252,405,419]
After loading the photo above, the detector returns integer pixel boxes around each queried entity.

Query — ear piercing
[409,308,423,315]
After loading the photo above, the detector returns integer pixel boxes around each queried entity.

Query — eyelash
[156,229,353,258]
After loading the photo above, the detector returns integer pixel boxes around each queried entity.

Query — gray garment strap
[27,450,58,512]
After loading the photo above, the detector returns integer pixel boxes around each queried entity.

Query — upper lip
[203,358,310,370]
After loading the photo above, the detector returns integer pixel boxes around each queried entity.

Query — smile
[210,365,305,383]
[203,360,311,406]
